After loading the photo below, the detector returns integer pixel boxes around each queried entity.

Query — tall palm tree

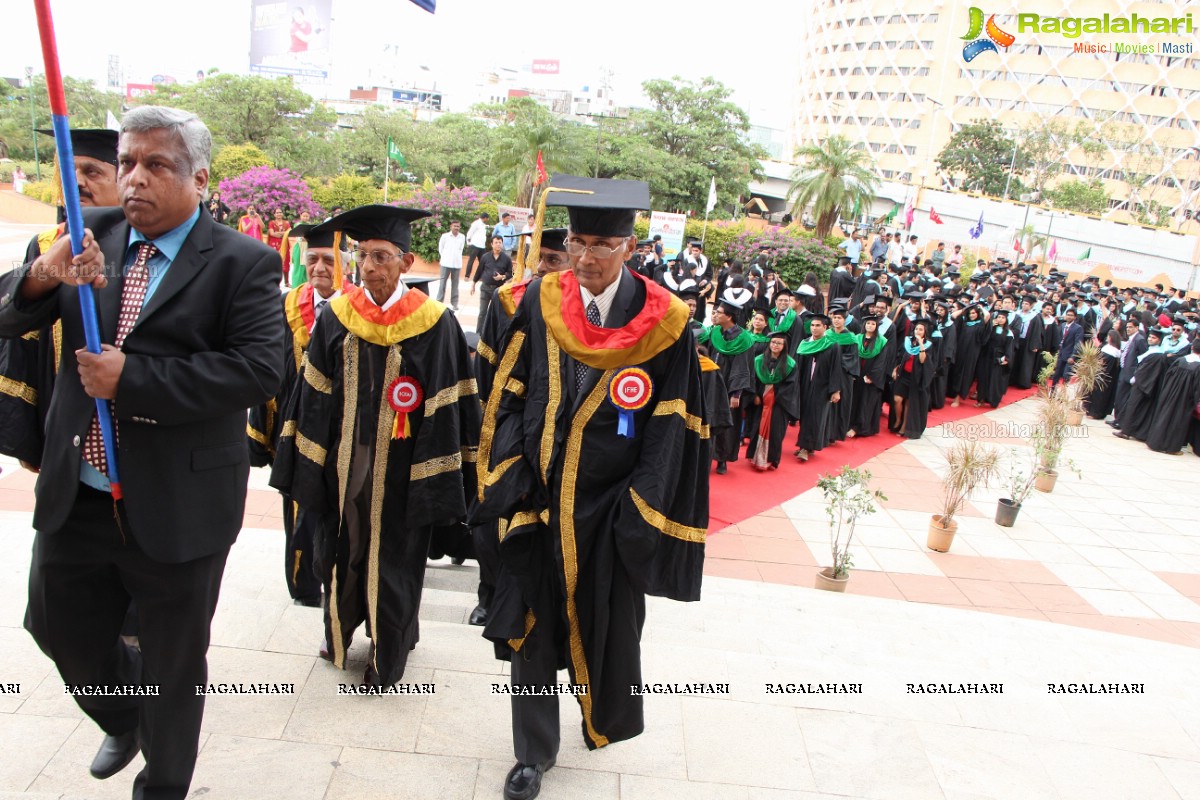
[491,120,588,207]
[788,136,879,240]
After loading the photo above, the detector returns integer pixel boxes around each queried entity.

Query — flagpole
[384,143,390,204]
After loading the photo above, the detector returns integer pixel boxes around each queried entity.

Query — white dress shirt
[365,280,407,312]
[579,275,622,326]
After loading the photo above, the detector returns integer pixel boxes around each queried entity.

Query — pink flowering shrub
[218,166,324,223]
[398,180,495,262]
[727,227,840,287]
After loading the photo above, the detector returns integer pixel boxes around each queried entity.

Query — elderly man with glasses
[271,204,481,688]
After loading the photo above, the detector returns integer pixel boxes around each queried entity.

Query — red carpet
[708,387,1038,530]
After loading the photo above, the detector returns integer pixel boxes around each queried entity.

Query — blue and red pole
[33,0,123,499]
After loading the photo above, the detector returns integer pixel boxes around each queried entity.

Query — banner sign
[249,0,332,79]
[649,211,687,259]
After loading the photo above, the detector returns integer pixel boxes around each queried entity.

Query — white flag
[106,110,121,131]
[706,176,717,213]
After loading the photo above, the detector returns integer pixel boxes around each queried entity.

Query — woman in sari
[746,331,801,470]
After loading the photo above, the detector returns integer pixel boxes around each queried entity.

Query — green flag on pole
[1078,246,1091,260]
[387,137,407,168]
[881,202,900,223]
[851,195,861,220]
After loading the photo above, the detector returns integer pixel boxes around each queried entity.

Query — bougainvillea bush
[217,166,324,222]
[726,226,840,287]
[398,180,495,263]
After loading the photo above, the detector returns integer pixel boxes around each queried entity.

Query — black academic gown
[791,342,839,453]
[975,327,1015,408]
[1014,314,1052,388]
[949,321,988,399]
[270,287,481,687]
[746,356,801,467]
[850,339,889,437]
[1084,348,1122,420]
[1145,358,1200,453]
[476,269,707,751]
[1120,352,1170,442]
[895,343,938,439]
[825,334,859,443]
[930,322,957,409]
[710,327,755,463]
[827,268,855,308]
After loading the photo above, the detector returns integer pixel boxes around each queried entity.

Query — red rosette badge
[387,375,424,439]
[608,367,653,438]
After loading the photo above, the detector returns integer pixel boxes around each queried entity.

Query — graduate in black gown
[708,300,755,473]
[891,318,938,439]
[975,308,1016,408]
[824,305,860,443]
[1014,303,1057,389]
[948,304,990,406]
[849,316,889,437]
[929,302,957,410]
[791,314,841,462]
[270,206,481,688]
[827,257,856,309]
[1114,329,1170,442]
[1009,295,1041,389]
[746,331,801,469]
[1144,340,1200,454]
[1085,329,1123,420]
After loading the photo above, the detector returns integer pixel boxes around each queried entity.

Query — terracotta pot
[995,498,1021,527]
[1067,409,1084,426]
[927,514,958,552]
[1034,470,1058,493]
[814,567,849,593]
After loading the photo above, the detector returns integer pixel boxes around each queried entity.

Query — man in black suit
[1050,308,1084,388]
[1110,318,1147,428]
[0,105,284,799]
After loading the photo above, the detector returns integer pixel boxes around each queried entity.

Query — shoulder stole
[540,270,689,369]
[698,355,720,373]
[330,284,446,346]
[497,277,533,318]
[283,284,315,350]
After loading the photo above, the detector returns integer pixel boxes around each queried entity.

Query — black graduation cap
[903,291,926,300]
[767,329,790,340]
[862,294,877,306]
[969,274,986,283]
[675,286,701,299]
[774,287,793,298]
[545,174,650,238]
[291,223,336,249]
[1022,294,1038,305]
[808,313,832,327]
[37,128,119,167]
[309,204,431,253]
[715,298,742,320]
[828,305,848,317]
[636,239,653,247]
[1172,316,1188,327]
[520,227,568,252]
[910,317,936,331]
[1148,327,1169,339]
[946,270,961,278]
[874,295,895,306]
[832,297,851,307]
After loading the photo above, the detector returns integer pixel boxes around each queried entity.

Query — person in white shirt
[465,212,490,277]
[437,219,467,310]
[885,233,903,267]
[902,234,919,263]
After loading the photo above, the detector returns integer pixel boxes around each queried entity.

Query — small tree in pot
[815,466,886,591]
[1065,340,1108,425]
[1035,384,1073,492]
[996,447,1039,527]
[928,440,1000,552]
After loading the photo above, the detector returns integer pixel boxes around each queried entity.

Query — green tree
[484,97,589,206]
[787,135,879,241]
[626,77,767,213]
[307,174,383,210]
[137,73,334,149]
[936,121,1022,197]
[0,75,123,162]
[1045,178,1109,215]
[1015,118,1085,193]
[210,143,272,185]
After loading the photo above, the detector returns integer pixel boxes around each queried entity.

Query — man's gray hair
[120,106,212,176]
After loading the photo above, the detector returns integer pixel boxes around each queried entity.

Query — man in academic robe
[827,256,856,310]
[708,299,755,473]
[825,305,860,441]
[791,314,841,462]
[470,227,571,627]
[684,241,713,320]
[248,222,346,607]
[1,128,121,469]
[270,205,481,687]
[1114,328,1170,442]
[1012,298,1051,389]
[1110,318,1147,428]
[1144,339,1200,454]
[475,175,707,800]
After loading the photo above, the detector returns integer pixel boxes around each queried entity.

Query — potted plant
[1064,340,1107,426]
[1034,384,1071,492]
[814,466,886,592]
[928,440,1000,552]
[996,447,1038,527]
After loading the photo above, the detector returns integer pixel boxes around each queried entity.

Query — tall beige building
[795,1,1200,230]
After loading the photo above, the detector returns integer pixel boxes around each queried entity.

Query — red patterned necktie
[82,242,157,478]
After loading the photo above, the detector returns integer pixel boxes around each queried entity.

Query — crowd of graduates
[618,236,1200,468]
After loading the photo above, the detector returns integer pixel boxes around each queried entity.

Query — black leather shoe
[504,759,555,800]
[715,461,727,475]
[451,556,466,565]
[468,605,488,626]
[90,731,139,779]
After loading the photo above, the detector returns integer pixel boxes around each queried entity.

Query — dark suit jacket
[0,206,285,562]
[1118,333,1147,383]
[1057,322,1083,365]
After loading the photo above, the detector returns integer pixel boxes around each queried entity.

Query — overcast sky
[5,0,800,130]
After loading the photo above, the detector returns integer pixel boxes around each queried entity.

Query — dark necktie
[575,300,602,391]
[83,242,157,476]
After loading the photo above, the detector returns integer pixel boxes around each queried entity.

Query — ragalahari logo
[961,7,1016,61]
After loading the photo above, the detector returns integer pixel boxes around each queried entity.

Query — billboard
[249,0,333,79]
[531,59,560,75]
[125,83,156,101]
[649,211,687,259]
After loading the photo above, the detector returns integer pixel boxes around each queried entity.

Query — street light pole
[1002,136,1018,202]
[26,67,41,180]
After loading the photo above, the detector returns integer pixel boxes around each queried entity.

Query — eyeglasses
[541,253,570,268]
[306,253,337,266]
[355,249,400,265]
[564,240,626,260]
